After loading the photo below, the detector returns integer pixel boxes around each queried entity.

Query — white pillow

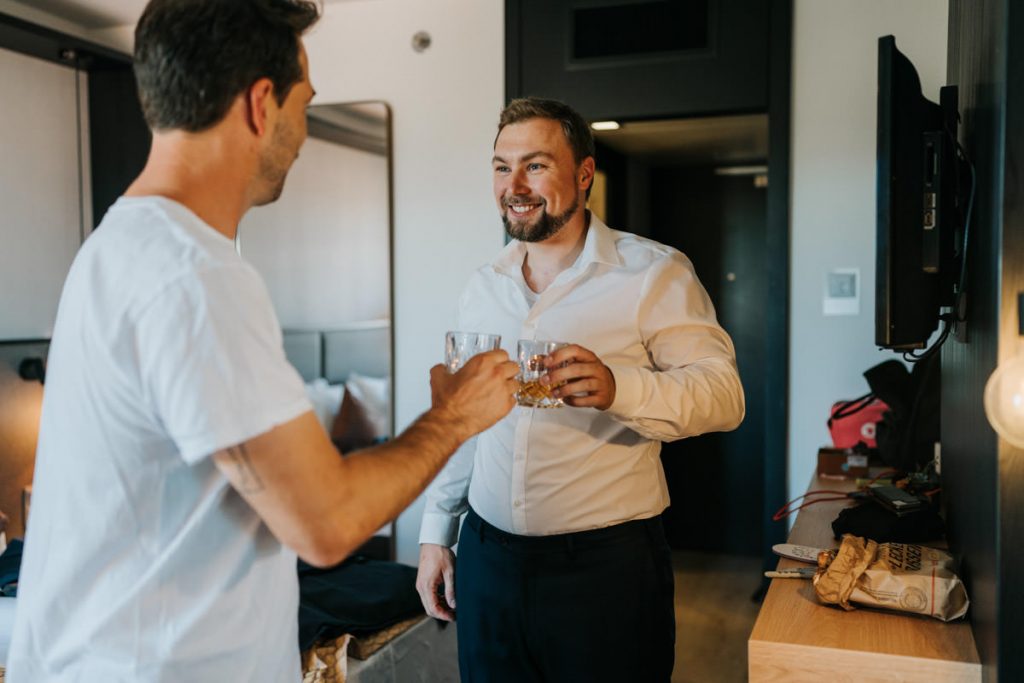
[345,373,390,439]
[304,378,345,432]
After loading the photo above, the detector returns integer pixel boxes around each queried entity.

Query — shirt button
[513,500,522,508]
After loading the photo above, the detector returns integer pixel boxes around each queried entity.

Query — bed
[285,322,394,559]
[283,321,391,386]
[303,616,458,683]
[287,323,391,447]
[287,323,458,683]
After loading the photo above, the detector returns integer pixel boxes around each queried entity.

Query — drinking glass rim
[517,339,568,348]
[447,330,502,340]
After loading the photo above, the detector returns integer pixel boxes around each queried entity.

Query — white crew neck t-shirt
[7,196,312,682]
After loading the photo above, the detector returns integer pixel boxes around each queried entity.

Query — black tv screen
[875,36,958,350]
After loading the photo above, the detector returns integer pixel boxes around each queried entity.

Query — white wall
[239,135,390,328]
[788,0,948,499]
[0,0,126,341]
[302,0,505,564]
[0,46,84,339]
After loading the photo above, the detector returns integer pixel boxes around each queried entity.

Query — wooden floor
[672,551,763,683]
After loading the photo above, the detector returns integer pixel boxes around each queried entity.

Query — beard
[255,117,301,206]
[501,195,580,243]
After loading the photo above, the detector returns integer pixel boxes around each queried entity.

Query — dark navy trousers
[455,507,675,683]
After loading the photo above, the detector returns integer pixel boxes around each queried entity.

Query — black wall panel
[946,1,1024,680]
[652,168,767,555]
[508,0,769,120]
[88,65,151,227]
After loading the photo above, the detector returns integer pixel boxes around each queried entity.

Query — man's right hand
[416,543,457,621]
[429,350,518,441]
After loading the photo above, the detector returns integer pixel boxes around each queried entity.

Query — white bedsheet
[0,597,16,667]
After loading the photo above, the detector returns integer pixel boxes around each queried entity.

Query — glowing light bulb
[984,353,1024,448]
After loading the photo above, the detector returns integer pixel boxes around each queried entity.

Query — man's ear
[578,156,597,192]
[245,78,276,136]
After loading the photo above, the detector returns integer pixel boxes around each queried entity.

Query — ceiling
[19,0,358,29]
[19,0,767,170]
[593,114,769,166]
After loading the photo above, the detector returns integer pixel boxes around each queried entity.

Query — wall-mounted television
[875,35,968,352]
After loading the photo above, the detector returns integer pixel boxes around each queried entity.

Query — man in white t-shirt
[5,1,518,681]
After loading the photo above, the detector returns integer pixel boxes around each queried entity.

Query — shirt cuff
[605,363,645,418]
[419,511,461,547]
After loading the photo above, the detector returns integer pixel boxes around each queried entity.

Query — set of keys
[763,544,833,579]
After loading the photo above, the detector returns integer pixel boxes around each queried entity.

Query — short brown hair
[497,97,596,164]
[134,0,320,132]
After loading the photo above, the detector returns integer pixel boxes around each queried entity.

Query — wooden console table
[748,474,981,682]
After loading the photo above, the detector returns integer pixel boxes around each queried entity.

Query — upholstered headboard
[281,330,323,382]
[283,320,391,383]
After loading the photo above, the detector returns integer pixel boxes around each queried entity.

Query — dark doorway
[653,167,767,554]
[592,116,769,555]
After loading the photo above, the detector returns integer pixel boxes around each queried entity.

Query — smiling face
[492,117,593,243]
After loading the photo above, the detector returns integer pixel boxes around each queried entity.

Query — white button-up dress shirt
[419,216,745,545]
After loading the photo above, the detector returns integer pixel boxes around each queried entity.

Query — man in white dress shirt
[414,97,745,682]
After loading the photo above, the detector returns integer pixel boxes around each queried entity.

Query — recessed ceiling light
[714,165,769,176]
[590,121,621,131]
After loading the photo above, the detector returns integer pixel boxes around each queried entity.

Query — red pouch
[828,394,889,449]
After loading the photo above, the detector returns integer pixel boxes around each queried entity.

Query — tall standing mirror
[237,101,394,558]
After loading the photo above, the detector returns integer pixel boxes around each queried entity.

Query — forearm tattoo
[224,444,265,494]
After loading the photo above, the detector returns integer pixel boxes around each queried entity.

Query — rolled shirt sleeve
[604,251,745,441]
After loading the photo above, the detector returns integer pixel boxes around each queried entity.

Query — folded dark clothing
[0,539,24,596]
[832,502,945,543]
[297,555,423,650]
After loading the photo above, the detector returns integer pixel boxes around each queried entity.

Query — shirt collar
[490,212,623,278]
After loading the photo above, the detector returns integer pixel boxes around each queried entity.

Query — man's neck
[522,209,590,294]
[124,129,254,240]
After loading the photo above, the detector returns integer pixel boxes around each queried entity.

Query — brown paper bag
[813,534,969,621]
[301,633,351,683]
